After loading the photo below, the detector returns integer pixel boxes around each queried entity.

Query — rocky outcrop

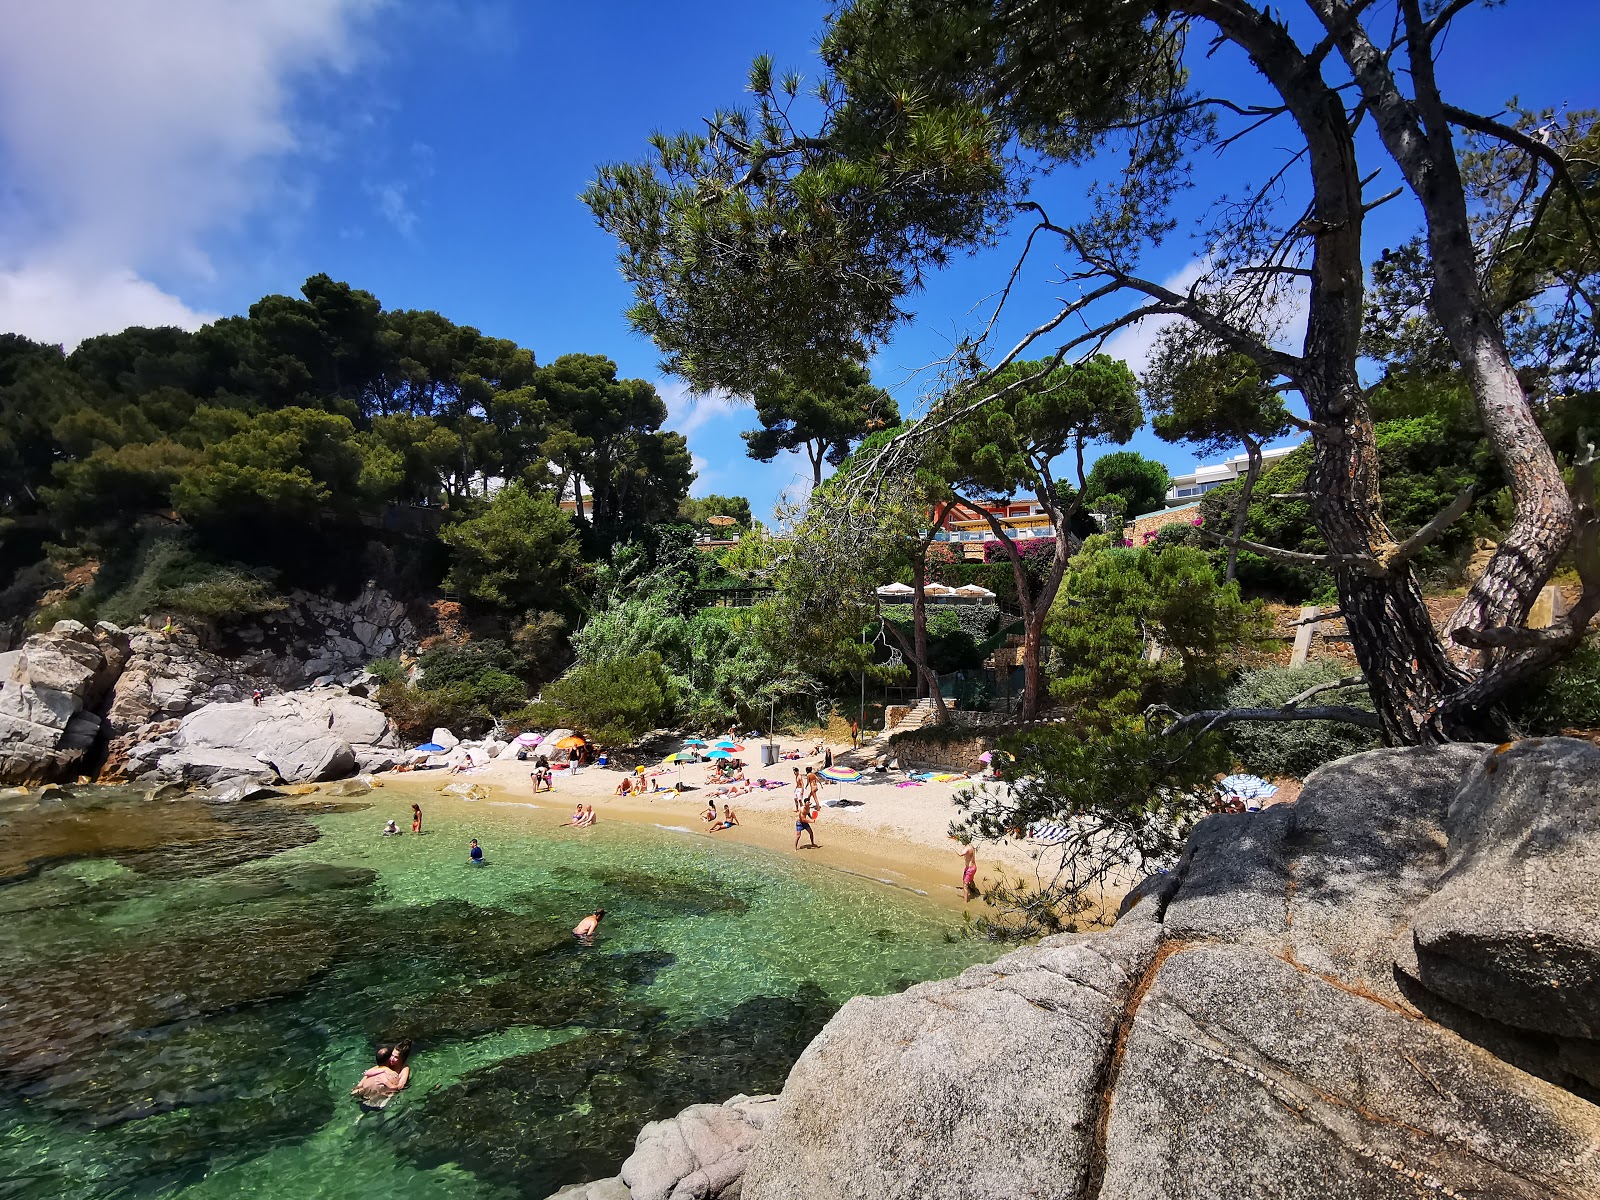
[1408,738,1600,1043]
[225,581,417,687]
[0,621,128,783]
[120,689,399,785]
[552,740,1600,1200]
[551,1095,778,1200]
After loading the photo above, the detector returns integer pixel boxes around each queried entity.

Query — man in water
[469,838,484,865]
[573,909,605,943]
[956,838,978,900]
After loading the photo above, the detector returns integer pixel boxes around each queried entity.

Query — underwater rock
[395,986,835,1199]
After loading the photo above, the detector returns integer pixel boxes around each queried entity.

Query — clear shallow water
[0,786,998,1198]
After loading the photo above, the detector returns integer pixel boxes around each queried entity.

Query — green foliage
[1505,636,1600,735]
[366,657,406,685]
[1197,445,1327,600]
[677,493,755,530]
[439,483,580,616]
[954,723,1231,938]
[86,534,286,627]
[377,679,491,740]
[1083,450,1171,519]
[522,652,674,746]
[1145,345,1291,462]
[1046,538,1267,731]
[1222,661,1380,778]
[742,360,899,484]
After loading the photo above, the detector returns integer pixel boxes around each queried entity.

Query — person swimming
[382,819,401,836]
[351,1041,412,1109]
[573,909,605,944]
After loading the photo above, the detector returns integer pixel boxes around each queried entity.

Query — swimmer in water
[573,909,606,944]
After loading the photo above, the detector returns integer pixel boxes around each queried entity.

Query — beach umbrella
[661,751,697,764]
[979,751,992,763]
[554,735,587,750]
[706,749,733,759]
[713,740,744,751]
[683,737,708,746]
[414,742,446,754]
[819,764,863,805]
[1219,773,1278,801]
[514,732,542,746]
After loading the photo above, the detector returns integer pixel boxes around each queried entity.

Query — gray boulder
[1408,738,1600,1040]
[0,622,125,783]
[734,740,1600,1200]
[544,1096,778,1200]
[155,690,395,784]
[431,727,460,751]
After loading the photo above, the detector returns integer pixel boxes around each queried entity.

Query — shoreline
[360,739,1071,920]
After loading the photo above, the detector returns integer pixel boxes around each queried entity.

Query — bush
[1222,661,1380,778]
[416,640,520,688]
[93,534,286,627]
[377,680,492,740]
[1505,636,1600,734]
[521,652,674,746]
[366,657,406,684]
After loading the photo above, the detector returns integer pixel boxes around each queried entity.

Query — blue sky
[1,1,1596,521]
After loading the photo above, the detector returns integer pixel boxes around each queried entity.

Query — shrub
[1505,636,1600,734]
[377,680,492,740]
[366,657,406,685]
[521,652,674,746]
[1222,661,1380,778]
[94,534,286,626]
[416,640,520,688]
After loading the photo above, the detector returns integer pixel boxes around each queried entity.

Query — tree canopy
[586,0,1600,745]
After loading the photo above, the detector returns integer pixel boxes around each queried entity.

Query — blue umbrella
[706,749,733,759]
[683,737,708,746]
[414,742,446,754]
[1219,774,1278,800]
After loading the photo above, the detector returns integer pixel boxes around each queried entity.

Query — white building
[1165,444,1301,506]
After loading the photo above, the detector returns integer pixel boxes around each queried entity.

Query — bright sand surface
[371,738,1055,917]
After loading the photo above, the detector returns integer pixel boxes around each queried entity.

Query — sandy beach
[368,736,1057,917]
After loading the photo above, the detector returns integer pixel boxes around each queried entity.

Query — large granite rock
[1409,738,1600,1041]
[135,689,397,784]
[0,621,128,783]
[548,1095,778,1200]
[554,740,1600,1200]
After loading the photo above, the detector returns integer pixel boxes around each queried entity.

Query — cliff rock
[0,621,128,784]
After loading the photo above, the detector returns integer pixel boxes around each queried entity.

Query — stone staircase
[875,697,938,741]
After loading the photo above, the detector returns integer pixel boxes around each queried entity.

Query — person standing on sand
[794,798,818,850]
[804,767,820,807]
[850,719,859,749]
[956,839,978,900]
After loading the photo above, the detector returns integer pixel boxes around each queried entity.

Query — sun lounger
[1026,822,1069,845]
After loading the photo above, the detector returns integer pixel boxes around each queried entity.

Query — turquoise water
[0,786,996,1198]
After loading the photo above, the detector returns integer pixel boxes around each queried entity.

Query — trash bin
[759,742,779,767]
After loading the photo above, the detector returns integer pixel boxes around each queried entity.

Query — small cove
[0,785,1002,1198]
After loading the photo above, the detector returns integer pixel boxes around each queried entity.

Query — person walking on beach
[850,719,860,749]
[956,839,978,901]
[804,767,821,808]
[411,803,422,835]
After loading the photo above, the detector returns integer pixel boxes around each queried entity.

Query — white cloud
[659,378,742,437]
[0,265,215,349]
[1098,256,1311,378]
[1098,258,1212,376]
[0,0,380,347]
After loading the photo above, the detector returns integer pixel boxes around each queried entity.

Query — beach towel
[1026,822,1069,845]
